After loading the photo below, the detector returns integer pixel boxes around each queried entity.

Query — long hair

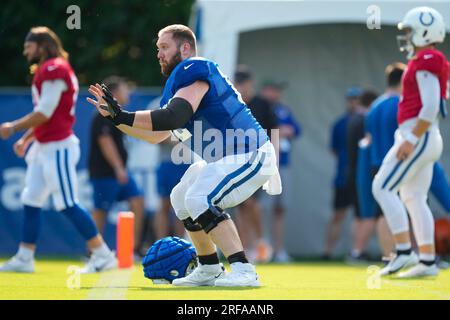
[26,26,69,64]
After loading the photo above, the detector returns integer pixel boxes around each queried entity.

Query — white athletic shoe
[397,263,439,278]
[79,251,117,274]
[0,255,35,273]
[379,251,419,276]
[214,262,260,287]
[172,263,226,287]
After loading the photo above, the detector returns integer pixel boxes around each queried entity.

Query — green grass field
[1,258,449,300]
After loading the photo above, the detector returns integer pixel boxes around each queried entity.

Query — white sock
[17,246,35,261]
[91,243,111,257]
[395,242,411,251]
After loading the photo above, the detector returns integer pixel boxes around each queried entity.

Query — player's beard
[27,52,41,66]
[161,50,182,77]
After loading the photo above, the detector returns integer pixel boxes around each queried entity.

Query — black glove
[100,83,135,127]
[100,83,121,118]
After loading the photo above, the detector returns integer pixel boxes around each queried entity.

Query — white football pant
[372,120,442,247]
[171,141,280,221]
[21,135,80,211]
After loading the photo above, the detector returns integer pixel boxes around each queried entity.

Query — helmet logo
[419,12,434,26]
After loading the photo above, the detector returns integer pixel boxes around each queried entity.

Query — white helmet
[397,6,446,59]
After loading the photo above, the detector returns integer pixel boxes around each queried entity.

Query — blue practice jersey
[273,103,301,167]
[160,57,267,161]
[331,112,350,188]
[365,93,399,168]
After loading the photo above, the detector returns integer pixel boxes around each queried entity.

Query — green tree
[0,0,195,86]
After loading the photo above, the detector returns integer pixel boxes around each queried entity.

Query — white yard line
[383,279,450,300]
[86,268,134,300]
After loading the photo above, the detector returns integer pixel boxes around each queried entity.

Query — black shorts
[371,167,384,218]
[333,186,352,210]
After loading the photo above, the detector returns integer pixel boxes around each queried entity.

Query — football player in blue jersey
[87,24,281,287]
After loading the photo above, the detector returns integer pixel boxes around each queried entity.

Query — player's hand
[87,83,112,117]
[13,139,28,158]
[0,122,15,140]
[396,141,414,161]
[100,83,122,118]
[115,167,129,185]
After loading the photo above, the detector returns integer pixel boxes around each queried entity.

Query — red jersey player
[373,7,449,278]
[0,26,116,273]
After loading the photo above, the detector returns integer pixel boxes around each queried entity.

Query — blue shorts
[156,162,190,197]
[91,173,142,212]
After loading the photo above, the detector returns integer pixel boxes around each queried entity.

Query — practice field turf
[1,259,449,300]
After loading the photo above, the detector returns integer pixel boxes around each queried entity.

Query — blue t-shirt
[365,93,399,168]
[331,112,350,188]
[160,57,267,161]
[273,103,301,167]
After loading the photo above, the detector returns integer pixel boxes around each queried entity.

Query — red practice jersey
[398,48,449,125]
[32,57,79,143]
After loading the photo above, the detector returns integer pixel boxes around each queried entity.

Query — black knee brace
[195,207,230,233]
[182,217,203,232]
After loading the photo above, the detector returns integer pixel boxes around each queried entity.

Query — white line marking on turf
[383,279,450,300]
[86,268,134,300]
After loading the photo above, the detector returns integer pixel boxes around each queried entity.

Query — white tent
[195,0,450,77]
[191,1,450,256]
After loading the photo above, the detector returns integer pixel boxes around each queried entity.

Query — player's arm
[138,80,208,131]
[13,129,35,158]
[115,125,171,144]
[411,70,441,138]
[87,81,208,138]
[111,80,208,131]
[19,128,35,144]
[87,84,170,143]
[0,80,66,140]
[396,70,440,159]
[0,112,47,140]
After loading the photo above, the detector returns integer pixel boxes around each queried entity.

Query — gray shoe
[0,255,35,273]
[397,263,439,278]
[379,251,419,276]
